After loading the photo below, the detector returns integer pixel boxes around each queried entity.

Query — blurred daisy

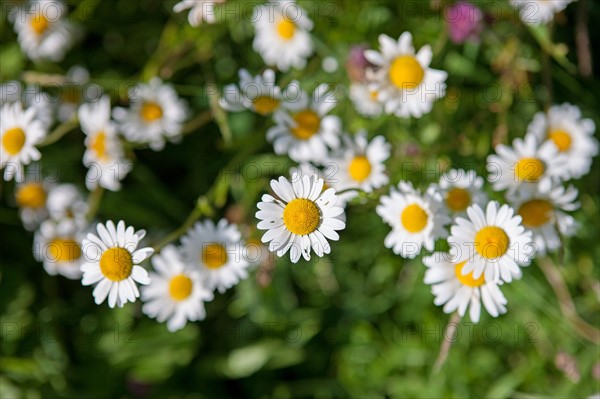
[81,220,153,308]
[180,219,250,293]
[34,219,84,280]
[508,180,579,255]
[13,0,75,61]
[364,32,447,118]
[220,69,283,115]
[256,174,346,263]
[290,162,334,190]
[376,181,449,258]
[1,81,54,129]
[527,103,598,180]
[58,66,90,122]
[349,83,383,118]
[424,252,507,323]
[15,173,52,230]
[252,0,314,71]
[1,102,46,182]
[266,84,341,162]
[173,0,225,26]
[113,78,187,151]
[141,245,214,332]
[510,0,575,25]
[435,169,487,217]
[79,96,132,191]
[487,134,568,196]
[448,201,534,284]
[46,184,88,229]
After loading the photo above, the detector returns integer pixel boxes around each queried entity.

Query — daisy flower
[1,80,54,129]
[349,83,383,118]
[79,96,132,191]
[13,0,75,61]
[448,201,534,284]
[34,219,85,280]
[508,180,579,255]
[376,181,449,258]
[113,78,187,151]
[266,84,341,162]
[487,134,568,196]
[219,69,283,116]
[58,66,90,122]
[180,219,250,293]
[364,32,447,118]
[173,0,225,26]
[141,245,214,332]
[46,184,88,229]
[1,102,47,182]
[510,0,575,25]
[255,173,346,263]
[252,0,314,71]
[81,220,153,308]
[526,103,598,180]
[289,162,334,190]
[15,172,52,231]
[424,252,507,323]
[434,169,487,217]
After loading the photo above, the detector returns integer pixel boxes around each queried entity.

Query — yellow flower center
[446,188,471,212]
[49,238,82,263]
[89,132,108,160]
[16,183,46,209]
[283,198,321,236]
[518,199,554,228]
[253,96,280,115]
[548,129,572,152]
[369,90,379,101]
[202,243,228,269]
[474,226,509,259]
[388,56,424,90]
[276,18,296,40]
[168,274,193,301]
[401,203,428,233]
[2,127,26,156]
[348,155,372,182]
[30,13,50,36]
[99,247,134,281]
[291,110,320,140]
[454,261,485,287]
[515,158,545,182]
[140,102,163,122]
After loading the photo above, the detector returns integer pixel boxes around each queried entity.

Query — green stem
[86,186,104,221]
[38,118,79,147]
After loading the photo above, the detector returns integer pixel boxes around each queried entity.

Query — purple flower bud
[346,44,371,82]
[445,1,484,44]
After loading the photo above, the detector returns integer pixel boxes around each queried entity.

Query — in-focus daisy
[46,184,88,229]
[13,0,75,61]
[113,78,187,151]
[15,172,52,231]
[526,103,598,180]
[349,83,383,118]
[1,102,46,182]
[34,219,85,280]
[252,0,314,71]
[448,201,534,284]
[141,245,214,332]
[256,173,346,263]
[487,134,568,196]
[173,0,225,26]
[364,32,447,118]
[510,0,575,25]
[434,169,487,218]
[267,84,341,162]
[81,220,153,308]
[376,181,449,258]
[508,180,579,255]
[220,69,283,115]
[180,219,250,293]
[424,252,507,323]
[1,80,54,129]
[79,96,132,191]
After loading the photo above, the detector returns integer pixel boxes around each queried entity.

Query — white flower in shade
[79,96,132,191]
[434,169,487,218]
[255,174,346,263]
[1,81,54,129]
[349,83,383,118]
[15,172,52,231]
[173,0,225,26]
[508,180,579,255]
[252,0,314,71]
[220,69,284,116]
[1,102,46,182]
[13,0,75,61]
[328,131,390,203]
[526,103,598,180]
[290,162,334,188]
[364,32,447,118]
[34,219,84,280]
[487,134,568,196]
[113,78,187,151]
[180,219,250,293]
[448,201,534,284]
[376,181,449,258]
[58,66,91,122]
[424,252,507,323]
[267,84,341,162]
[510,0,575,25]
[46,184,88,229]
[141,245,214,332]
[81,220,154,308]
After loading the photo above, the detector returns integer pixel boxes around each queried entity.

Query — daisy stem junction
[432,312,462,374]
[38,117,79,147]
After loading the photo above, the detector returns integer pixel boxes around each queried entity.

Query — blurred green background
[1,0,599,397]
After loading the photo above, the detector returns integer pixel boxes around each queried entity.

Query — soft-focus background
[1,0,599,397]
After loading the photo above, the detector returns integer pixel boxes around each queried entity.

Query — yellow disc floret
[202,243,228,269]
[16,183,46,209]
[49,238,82,263]
[100,247,133,281]
[30,13,50,36]
[89,132,108,160]
[291,110,320,140]
[446,188,471,212]
[389,56,424,90]
[515,158,545,182]
[253,96,280,115]
[518,199,553,228]
[169,274,193,301]
[283,198,321,236]
[475,226,509,259]
[401,203,429,233]
[276,18,296,40]
[454,261,485,287]
[348,155,372,183]
[3,127,26,155]
[548,129,572,152]
[140,102,163,122]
